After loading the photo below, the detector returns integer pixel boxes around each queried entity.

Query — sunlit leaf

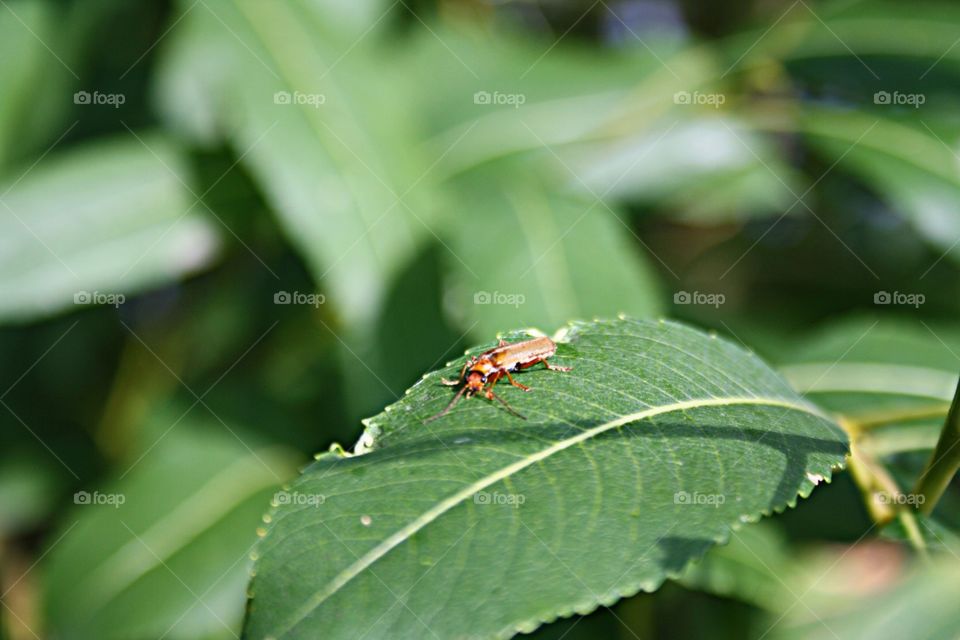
[155,0,434,325]
[245,317,846,639]
[43,423,297,640]
[0,135,219,323]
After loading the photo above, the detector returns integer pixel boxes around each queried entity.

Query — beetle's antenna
[423,385,466,423]
[490,391,527,420]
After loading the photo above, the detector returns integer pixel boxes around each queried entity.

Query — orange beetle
[424,336,571,422]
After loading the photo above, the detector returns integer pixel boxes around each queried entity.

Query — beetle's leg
[537,357,571,372]
[487,389,526,419]
[441,361,470,386]
[504,370,531,392]
[424,385,467,423]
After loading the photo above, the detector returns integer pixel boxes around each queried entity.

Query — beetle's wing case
[487,336,557,369]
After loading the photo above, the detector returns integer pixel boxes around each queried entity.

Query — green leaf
[778,316,960,424]
[0,135,220,324]
[566,118,804,224]
[0,450,62,536]
[768,551,960,640]
[43,423,297,640]
[797,108,960,267]
[412,26,796,223]
[155,0,434,325]
[245,317,846,640]
[0,0,72,172]
[677,521,796,613]
[447,173,662,337]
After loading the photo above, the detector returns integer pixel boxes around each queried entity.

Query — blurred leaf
[0,135,220,323]
[677,521,795,612]
[43,422,297,640]
[245,317,846,639]
[769,548,959,640]
[447,172,663,337]
[881,512,960,553]
[778,316,960,422]
[567,119,803,224]
[799,108,960,268]
[412,25,796,222]
[0,0,72,172]
[0,451,60,536]
[722,2,960,75]
[155,0,436,325]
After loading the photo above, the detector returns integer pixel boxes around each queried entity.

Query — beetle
[423,336,571,423]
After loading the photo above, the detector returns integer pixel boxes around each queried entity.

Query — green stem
[914,374,960,515]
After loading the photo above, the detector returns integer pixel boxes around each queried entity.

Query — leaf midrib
[271,394,826,637]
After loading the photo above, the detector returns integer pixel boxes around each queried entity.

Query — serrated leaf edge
[267,395,832,638]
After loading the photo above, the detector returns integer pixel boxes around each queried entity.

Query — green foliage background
[1,0,959,638]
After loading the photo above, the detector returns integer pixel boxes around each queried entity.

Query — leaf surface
[0,135,219,323]
[245,317,847,639]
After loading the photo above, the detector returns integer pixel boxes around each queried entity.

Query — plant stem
[842,419,927,554]
[914,374,960,515]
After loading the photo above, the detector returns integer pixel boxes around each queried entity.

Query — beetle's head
[464,370,486,397]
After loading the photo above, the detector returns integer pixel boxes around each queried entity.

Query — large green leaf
[447,172,662,338]
[43,422,297,640]
[411,25,798,223]
[155,0,434,325]
[0,135,220,323]
[794,108,960,268]
[245,317,847,639]
[0,0,76,172]
[677,521,796,613]
[778,316,960,426]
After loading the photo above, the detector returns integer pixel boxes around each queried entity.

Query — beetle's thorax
[469,358,498,377]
